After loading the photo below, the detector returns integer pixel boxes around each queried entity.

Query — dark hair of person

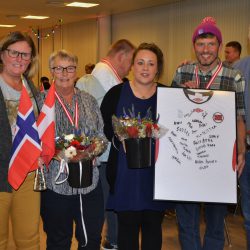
[194,33,220,43]
[225,41,242,55]
[40,76,49,82]
[40,76,50,90]
[0,31,37,78]
[85,63,95,74]
[132,42,164,80]
[107,39,135,57]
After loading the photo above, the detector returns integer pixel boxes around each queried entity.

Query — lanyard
[55,91,79,129]
[195,62,222,89]
[101,58,123,83]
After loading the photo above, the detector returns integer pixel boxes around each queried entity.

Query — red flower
[145,123,152,137]
[70,140,81,149]
[153,124,159,130]
[126,126,139,138]
[77,145,89,150]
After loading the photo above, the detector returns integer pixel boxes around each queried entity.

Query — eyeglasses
[5,49,32,60]
[52,66,77,74]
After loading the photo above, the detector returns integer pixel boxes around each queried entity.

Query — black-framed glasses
[52,66,77,74]
[5,49,32,60]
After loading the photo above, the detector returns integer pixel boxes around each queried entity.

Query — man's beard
[198,54,218,68]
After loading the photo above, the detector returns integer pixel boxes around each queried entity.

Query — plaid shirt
[171,62,245,117]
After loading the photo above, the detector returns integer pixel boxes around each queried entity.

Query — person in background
[0,31,40,249]
[40,76,50,91]
[234,52,250,250]
[101,42,173,250]
[75,63,95,90]
[172,17,246,250]
[224,41,243,216]
[85,63,95,74]
[91,39,135,250]
[76,63,104,105]
[40,50,107,250]
[223,41,242,67]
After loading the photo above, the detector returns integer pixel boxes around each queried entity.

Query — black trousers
[41,181,104,250]
[117,210,165,250]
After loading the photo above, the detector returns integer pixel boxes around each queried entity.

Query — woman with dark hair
[101,43,173,250]
[40,76,51,91]
[0,31,40,249]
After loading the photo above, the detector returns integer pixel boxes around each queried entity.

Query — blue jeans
[239,151,250,250]
[99,163,118,245]
[176,202,227,250]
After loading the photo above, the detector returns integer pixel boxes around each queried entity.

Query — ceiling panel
[0,0,182,37]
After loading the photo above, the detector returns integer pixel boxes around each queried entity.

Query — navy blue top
[107,81,171,211]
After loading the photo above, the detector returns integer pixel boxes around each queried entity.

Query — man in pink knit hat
[172,17,246,250]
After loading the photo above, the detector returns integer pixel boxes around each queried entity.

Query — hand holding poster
[154,87,237,203]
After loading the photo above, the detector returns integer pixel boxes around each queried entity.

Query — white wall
[38,19,98,85]
[37,0,250,86]
[111,0,250,84]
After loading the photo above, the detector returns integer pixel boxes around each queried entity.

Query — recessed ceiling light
[6,15,21,19]
[21,15,49,20]
[46,0,65,7]
[0,24,16,27]
[66,2,99,8]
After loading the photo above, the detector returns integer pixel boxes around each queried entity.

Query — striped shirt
[171,62,245,116]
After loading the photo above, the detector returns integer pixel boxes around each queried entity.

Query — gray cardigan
[0,77,39,192]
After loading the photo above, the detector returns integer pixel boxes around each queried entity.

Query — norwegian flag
[8,85,42,190]
[37,83,55,167]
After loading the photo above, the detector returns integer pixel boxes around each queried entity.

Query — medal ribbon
[101,58,122,82]
[195,62,223,89]
[55,92,79,129]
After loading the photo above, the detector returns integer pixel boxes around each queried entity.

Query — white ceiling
[0,0,182,38]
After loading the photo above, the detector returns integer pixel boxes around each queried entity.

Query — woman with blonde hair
[40,50,107,250]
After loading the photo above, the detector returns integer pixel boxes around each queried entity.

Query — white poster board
[154,88,237,203]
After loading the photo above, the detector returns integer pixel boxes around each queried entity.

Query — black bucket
[124,137,152,169]
[68,160,93,188]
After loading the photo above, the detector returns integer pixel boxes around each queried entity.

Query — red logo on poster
[213,112,224,123]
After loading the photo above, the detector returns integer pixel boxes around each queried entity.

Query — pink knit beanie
[192,17,222,44]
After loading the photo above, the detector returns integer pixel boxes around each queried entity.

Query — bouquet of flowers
[53,131,106,188]
[55,132,107,162]
[112,105,167,169]
[112,106,167,142]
